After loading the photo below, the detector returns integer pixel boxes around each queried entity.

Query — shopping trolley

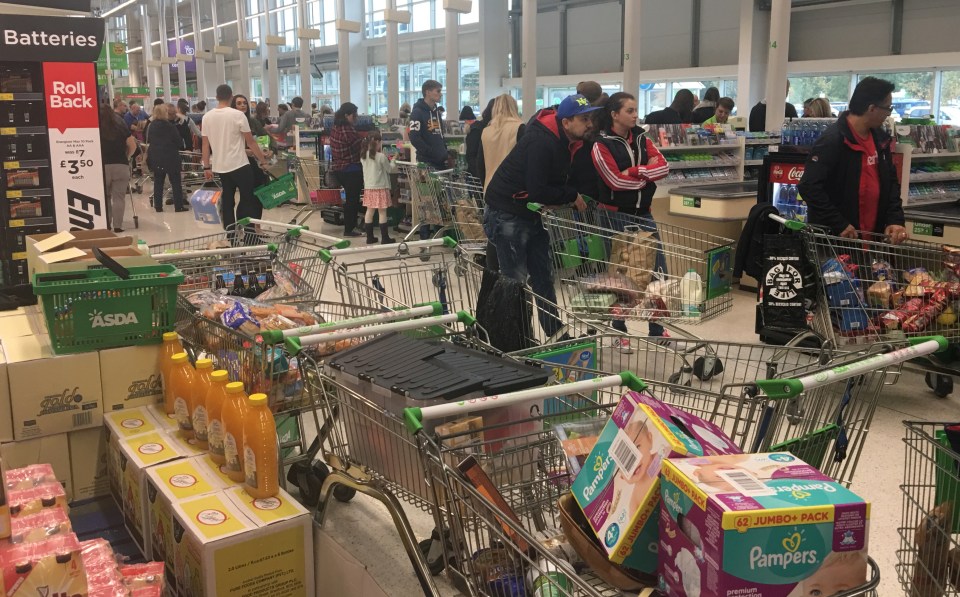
[403,339,946,596]
[775,214,960,397]
[436,172,487,251]
[531,202,736,337]
[898,420,960,596]
[396,162,463,241]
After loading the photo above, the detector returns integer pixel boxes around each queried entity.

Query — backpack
[734,203,781,280]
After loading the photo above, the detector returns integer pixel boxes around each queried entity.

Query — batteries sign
[43,61,106,231]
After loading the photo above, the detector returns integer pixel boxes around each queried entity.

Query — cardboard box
[190,188,222,225]
[164,429,208,459]
[1,433,73,501]
[3,334,103,440]
[146,457,223,590]
[192,452,239,489]
[147,403,180,432]
[99,344,164,412]
[33,245,155,276]
[659,453,870,597]
[103,407,163,507]
[0,348,13,443]
[118,431,185,557]
[0,313,40,340]
[314,528,391,597]
[171,488,314,597]
[571,390,742,574]
[68,427,109,502]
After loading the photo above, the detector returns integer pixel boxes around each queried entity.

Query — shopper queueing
[202,84,269,237]
[702,97,735,125]
[146,103,187,213]
[644,89,696,125]
[99,103,137,232]
[798,76,908,244]
[483,93,594,337]
[409,80,448,239]
[591,92,671,346]
[276,96,310,144]
[478,94,525,190]
[690,86,720,124]
[360,130,396,245]
[748,81,798,132]
[231,94,275,187]
[330,102,364,237]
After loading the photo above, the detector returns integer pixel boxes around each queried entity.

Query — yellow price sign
[0,128,15,136]
[6,190,22,198]
[3,161,19,169]
[0,94,12,101]
[11,252,26,261]
[8,220,24,227]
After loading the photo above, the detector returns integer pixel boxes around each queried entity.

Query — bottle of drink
[160,332,184,415]
[680,269,703,318]
[777,183,790,218]
[526,557,572,597]
[245,271,262,298]
[231,272,246,297]
[169,353,196,435]
[221,381,249,482]
[787,184,800,219]
[190,359,214,448]
[214,274,226,292]
[264,271,275,291]
[242,393,279,499]
[780,120,790,145]
[206,370,230,465]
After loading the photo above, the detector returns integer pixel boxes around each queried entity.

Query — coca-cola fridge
[757,151,809,222]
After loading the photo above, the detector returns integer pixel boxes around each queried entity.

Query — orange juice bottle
[160,333,184,414]
[206,370,230,465]
[190,359,214,448]
[221,381,249,482]
[242,393,279,498]
[169,353,196,435]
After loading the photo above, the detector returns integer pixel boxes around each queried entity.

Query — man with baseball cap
[483,94,599,337]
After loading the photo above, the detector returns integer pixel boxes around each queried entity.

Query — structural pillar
[443,2,472,113]
[336,0,365,109]
[264,0,283,116]
[478,0,508,103]
[142,1,159,105]
[764,0,791,132]
[297,0,316,104]
[158,0,172,101]
[737,0,770,120]
[622,0,641,96]
[210,0,227,84]
[520,0,536,117]
[235,0,251,97]
[189,0,207,101]
[173,0,188,100]
[384,0,406,118]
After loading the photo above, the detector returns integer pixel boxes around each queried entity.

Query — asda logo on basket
[89,309,139,328]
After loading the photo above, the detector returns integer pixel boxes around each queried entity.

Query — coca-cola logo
[787,167,804,182]
[772,165,783,180]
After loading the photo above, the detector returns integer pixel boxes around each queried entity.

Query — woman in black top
[146,104,187,212]
[99,103,136,231]
[232,94,275,187]
[643,89,696,124]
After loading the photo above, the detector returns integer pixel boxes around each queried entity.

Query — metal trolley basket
[533,203,736,334]
[397,162,478,240]
[898,420,960,596]
[402,339,946,597]
[435,170,487,251]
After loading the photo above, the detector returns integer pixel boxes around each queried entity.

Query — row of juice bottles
[158,332,279,499]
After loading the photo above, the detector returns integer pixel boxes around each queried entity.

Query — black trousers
[219,163,262,233]
[337,169,363,233]
[152,164,183,210]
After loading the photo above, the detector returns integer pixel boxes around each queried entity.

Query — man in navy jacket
[408,79,447,169]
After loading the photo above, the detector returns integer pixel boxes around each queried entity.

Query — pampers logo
[127,374,162,401]
[773,482,837,495]
[90,309,140,328]
[582,454,612,500]
[40,387,83,416]
[663,490,683,515]
[750,530,818,571]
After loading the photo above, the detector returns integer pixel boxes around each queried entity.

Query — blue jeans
[596,209,666,336]
[483,207,563,337]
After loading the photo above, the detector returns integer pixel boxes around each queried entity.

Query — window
[366,0,451,38]
[279,69,299,100]
[246,0,263,13]
[938,71,960,125]
[246,16,261,58]
[459,57,480,113]
[788,74,852,116]
[312,69,339,108]
[272,6,298,52]
[459,2,478,25]
[858,71,934,121]
[637,83,667,118]
[367,65,388,115]
[307,0,337,47]
[365,0,387,38]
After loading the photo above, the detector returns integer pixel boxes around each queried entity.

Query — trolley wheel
[925,372,954,398]
[668,366,693,394]
[333,484,356,502]
[693,355,723,381]
[417,527,454,576]
[287,460,329,506]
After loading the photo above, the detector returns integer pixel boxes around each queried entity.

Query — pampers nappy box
[571,390,741,574]
[659,452,870,597]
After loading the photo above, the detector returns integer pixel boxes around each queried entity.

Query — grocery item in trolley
[0,534,87,597]
[660,452,869,597]
[571,389,741,575]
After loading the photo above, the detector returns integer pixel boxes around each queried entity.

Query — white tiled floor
[132,191,957,596]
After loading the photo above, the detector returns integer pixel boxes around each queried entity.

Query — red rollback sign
[769,163,805,185]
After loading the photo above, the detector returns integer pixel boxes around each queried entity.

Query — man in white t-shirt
[201,84,268,233]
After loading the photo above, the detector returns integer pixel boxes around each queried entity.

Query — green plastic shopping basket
[33,264,184,354]
[255,172,298,209]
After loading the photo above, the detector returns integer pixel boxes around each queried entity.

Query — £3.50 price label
[60,159,95,174]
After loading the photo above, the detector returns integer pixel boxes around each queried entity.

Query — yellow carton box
[0,347,14,443]
[3,334,103,440]
[103,406,163,506]
[68,427,109,502]
[192,452,239,490]
[164,429,207,458]
[146,457,222,590]
[118,430,185,557]
[0,433,72,501]
[147,403,179,432]
[99,344,164,412]
[172,488,314,597]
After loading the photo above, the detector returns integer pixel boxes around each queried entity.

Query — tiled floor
[130,189,956,596]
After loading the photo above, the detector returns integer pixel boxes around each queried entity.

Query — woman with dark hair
[331,102,364,236]
[231,94,274,186]
[592,92,672,346]
[643,89,696,124]
[254,101,272,128]
[691,86,721,123]
[465,97,496,179]
[100,103,137,231]
[146,103,187,212]
[458,105,476,123]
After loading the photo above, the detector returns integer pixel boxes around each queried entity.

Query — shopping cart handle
[767,213,806,231]
[403,371,647,435]
[259,302,444,344]
[526,202,543,213]
[152,243,278,260]
[317,237,459,263]
[283,310,477,356]
[755,335,948,399]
